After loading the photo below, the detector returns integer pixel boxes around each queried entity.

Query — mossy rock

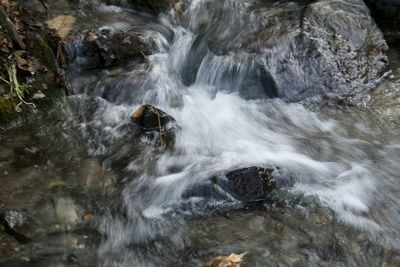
[26,33,59,73]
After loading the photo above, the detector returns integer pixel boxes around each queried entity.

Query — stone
[182,0,389,101]
[131,104,176,130]
[66,29,150,70]
[131,104,177,147]
[0,211,37,243]
[215,167,276,202]
[183,166,293,203]
[103,0,175,14]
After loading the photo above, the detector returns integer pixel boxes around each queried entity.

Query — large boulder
[183,166,293,203]
[183,0,389,102]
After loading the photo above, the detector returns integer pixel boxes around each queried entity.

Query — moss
[26,33,59,73]
[0,97,16,124]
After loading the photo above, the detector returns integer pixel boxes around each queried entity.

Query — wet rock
[186,0,389,101]
[66,30,151,70]
[131,104,177,147]
[26,33,60,74]
[0,210,37,243]
[216,167,277,202]
[184,166,293,203]
[263,0,388,101]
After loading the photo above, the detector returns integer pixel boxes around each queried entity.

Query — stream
[1,0,400,266]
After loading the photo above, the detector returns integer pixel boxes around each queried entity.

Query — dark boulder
[131,104,177,147]
[183,166,293,203]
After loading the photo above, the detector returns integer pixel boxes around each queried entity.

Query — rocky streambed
[1,0,400,266]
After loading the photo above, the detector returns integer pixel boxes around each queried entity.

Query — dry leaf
[46,15,76,39]
[14,50,42,74]
[203,252,247,267]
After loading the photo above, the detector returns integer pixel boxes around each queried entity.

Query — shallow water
[1,0,400,266]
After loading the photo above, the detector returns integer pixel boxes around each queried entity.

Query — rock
[216,167,277,202]
[183,166,293,203]
[66,29,150,70]
[184,0,388,101]
[131,104,177,147]
[26,33,60,73]
[0,211,37,243]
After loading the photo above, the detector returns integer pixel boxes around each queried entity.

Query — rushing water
[1,0,400,266]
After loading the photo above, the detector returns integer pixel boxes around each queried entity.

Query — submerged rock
[184,166,293,203]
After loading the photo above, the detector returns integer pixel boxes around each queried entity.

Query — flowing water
[1,0,400,266]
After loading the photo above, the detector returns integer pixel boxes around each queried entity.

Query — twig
[155,108,164,149]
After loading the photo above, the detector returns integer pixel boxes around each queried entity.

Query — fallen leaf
[203,252,247,267]
[46,15,76,39]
